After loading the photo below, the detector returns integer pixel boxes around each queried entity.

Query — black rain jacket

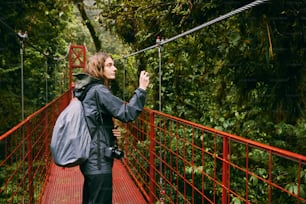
[73,73,146,175]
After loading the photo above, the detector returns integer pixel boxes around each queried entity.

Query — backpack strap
[78,83,99,141]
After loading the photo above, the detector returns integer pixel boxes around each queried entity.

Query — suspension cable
[123,0,269,58]
[160,0,269,46]
[157,43,164,203]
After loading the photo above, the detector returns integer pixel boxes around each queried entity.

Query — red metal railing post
[149,111,156,203]
[68,46,73,90]
[44,106,48,163]
[222,136,229,204]
[26,122,34,203]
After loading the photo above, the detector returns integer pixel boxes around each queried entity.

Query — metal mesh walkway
[41,160,147,204]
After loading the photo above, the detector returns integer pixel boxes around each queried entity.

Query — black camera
[104,145,124,159]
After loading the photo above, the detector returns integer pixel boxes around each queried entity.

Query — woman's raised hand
[139,70,150,90]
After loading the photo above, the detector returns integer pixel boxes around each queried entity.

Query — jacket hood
[73,73,101,100]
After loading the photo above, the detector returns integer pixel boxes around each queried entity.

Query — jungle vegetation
[0,0,305,202]
[1,0,304,153]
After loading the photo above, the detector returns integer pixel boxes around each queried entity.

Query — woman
[73,52,150,204]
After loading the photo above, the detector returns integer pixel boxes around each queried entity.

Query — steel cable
[123,0,270,58]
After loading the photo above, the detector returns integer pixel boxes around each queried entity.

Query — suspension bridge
[1,0,306,203]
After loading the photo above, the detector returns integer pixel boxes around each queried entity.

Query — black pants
[82,173,113,204]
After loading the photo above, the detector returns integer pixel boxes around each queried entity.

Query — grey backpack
[50,97,91,167]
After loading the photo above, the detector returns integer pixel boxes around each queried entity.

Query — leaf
[249,175,258,186]
[285,183,298,195]
[231,197,242,204]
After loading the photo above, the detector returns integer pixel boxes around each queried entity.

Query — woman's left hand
[112,128,121,137]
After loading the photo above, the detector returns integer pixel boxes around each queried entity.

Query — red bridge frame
[68,44,87,89]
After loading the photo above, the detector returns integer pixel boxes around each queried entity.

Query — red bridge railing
[1,90,305,204]
[0,90,71,204]
[121,109,306,204]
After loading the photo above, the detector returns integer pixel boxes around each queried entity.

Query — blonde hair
[84,52,111,86]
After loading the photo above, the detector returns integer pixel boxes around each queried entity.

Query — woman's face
[103,57,117,80]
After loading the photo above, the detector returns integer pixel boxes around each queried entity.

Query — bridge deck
[41,160,147,204]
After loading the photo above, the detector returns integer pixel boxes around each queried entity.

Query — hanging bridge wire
[159,0,269,46]
[122,55,127,101]
[123,0,269,58]
[156,40,165,202]
[124,44,158,58]
[120,0,269,202]
[158,45,162,112]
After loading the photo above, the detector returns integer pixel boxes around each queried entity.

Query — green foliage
[98,0,305,202]
[0,160,45,203]
[1,0,305,202]
[97,0,305,151]
[0,0,86,134]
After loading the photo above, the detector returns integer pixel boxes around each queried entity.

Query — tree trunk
[75,0,101,51]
